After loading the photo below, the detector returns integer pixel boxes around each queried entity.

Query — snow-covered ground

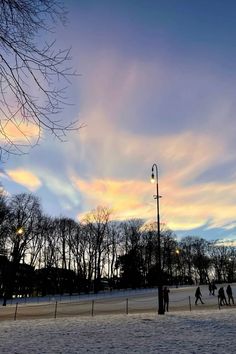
[0,309,236,353]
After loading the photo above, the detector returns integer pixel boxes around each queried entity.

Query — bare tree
[82,206,112,292]
[120,219,144,254]
[106,221,122,283]
[0,0,78,159]
[161,228,179,285]
[180,236,211,284]
[53,217,78,270]
[208,242,236,283]
[5,193,42,263]
[117,219,146,289]
[2,192,42,304]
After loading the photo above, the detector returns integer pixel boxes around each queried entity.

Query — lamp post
[175,248,180,288]
[151,163,164,315]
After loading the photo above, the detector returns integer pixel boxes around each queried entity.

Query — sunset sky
[1,0,236,243]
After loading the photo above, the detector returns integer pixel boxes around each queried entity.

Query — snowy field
[0,309,236,353]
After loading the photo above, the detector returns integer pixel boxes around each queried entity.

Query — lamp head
[151,172,155,183]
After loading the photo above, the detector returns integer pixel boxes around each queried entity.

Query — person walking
[211,281,217,296]
[195,286,204,305]
[226,284,234,305]
[218,287,228,306]
[163,287,170,312]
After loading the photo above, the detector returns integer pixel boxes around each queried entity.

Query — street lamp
[151,163,164,315]
[175,248,180,288]
[16,227,24,236]
[12,227,24,261]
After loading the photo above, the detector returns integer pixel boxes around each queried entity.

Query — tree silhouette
[0,0,78,159]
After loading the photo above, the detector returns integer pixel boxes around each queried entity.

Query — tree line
[0,192,236,304]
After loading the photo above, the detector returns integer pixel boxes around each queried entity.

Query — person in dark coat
[163,287,170,312]
[195,286,204,305]
[226,284,234,305]
[211,281,217,296]
[218,287,228,306]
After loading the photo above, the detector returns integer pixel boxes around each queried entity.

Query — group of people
[218,285,234,306]
[162,283,234,312]
[195,284,234,306]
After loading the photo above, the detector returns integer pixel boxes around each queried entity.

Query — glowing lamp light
[16,227,24,235]
[151,172,155,183]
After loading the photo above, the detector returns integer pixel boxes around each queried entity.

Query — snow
[0,285,236,353]
[0,310,236,353]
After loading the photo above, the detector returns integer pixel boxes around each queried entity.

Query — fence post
[14,302,18,321]
[126,298,129,315]
[54,301,58,319]
[91,300,94,316]
[188,296,191,312]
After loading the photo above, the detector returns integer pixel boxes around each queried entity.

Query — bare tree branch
[0,0,80,160]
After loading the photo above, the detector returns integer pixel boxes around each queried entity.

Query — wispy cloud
[70,172,236,232]
[71,176,153,221]
[0,120,39,144]
[37,169,82,210]
[6,168,42,192]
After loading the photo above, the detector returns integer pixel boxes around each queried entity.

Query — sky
[1,0,236,243]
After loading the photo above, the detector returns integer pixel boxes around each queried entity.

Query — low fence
[0,292,230,321]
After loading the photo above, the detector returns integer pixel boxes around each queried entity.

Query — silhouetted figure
[211,281,217,296]
[208,283,212,295]
[226,284,234,305]
[163,286,170,312]
[218,287,228,306]
[195,286,204,305]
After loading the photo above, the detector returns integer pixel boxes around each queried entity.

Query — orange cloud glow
[7,169,42,192]
[72,176,154,221]
[0,120,39,144]
[71,173,236,233]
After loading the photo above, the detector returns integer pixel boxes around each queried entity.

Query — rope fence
[1,292,234,321]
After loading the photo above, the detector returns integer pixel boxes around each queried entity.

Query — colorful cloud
[0,120,39,143]
[7,168,42,192]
